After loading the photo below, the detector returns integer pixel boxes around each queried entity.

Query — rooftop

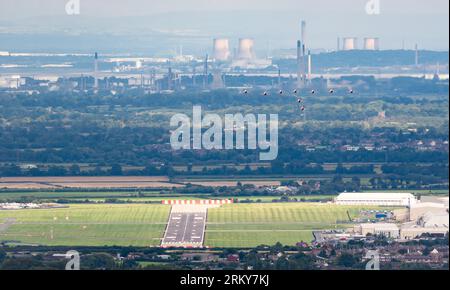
[337,192,415,199]
[360,223,400,230]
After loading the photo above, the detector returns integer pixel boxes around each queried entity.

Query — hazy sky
[0,0,448,17]
[0,0,448,51]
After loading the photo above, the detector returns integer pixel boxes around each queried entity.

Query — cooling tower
[213,38,231,61]
[237,38,255,60]
[364,38,380,50]
[343,37,358,50]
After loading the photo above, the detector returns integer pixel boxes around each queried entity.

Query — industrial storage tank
[342,37,358,50]
[364,37,380,50]
[237,38,255,60]
[213,38,231,61]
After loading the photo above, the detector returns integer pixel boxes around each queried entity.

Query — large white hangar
[335,192,417,207]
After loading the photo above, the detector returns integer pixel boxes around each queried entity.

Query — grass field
[0,201,414,248]
[61,195,336,203]
[234,195,336,202]
[0,190,338,203]
[0,191,156,199]
[0,176,183,190]
[0,204,170,247]
[205,203,382,247]
[2,189,448,203]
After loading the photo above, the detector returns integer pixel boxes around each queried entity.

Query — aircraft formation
[241,88,354,113]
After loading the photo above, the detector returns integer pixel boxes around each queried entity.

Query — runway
[161,210,206,248]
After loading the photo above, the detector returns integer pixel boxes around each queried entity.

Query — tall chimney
[297,20,308,89]
[301,21,306,45]
[167,63,173,90]
[278,69,281,88]
[297,40,303,89]
[203,54,209,89]
[94,52,98,90]
[192,65,197,86]
[415,44,419,66]
[307,50,312,85]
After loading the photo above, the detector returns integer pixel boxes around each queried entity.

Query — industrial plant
[1,17,447,96]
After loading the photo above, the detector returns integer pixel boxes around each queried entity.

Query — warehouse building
[359,223,400,238]
[418,212,449,228]
[400,212,449,240]
[335,192,417,207]
[409,202,448,221]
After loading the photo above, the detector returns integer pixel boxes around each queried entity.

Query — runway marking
[161,204,220,248]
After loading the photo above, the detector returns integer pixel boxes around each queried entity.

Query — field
[0,204,170,247]
[0,191,159,199]
[0,176,182,190]
[0,202,401,248]
[234,195,336,202]
[0,188,337,203]
[2,188,447,203]
[0,177,170,182]
[185,181,282,187]
[205,203,381,247]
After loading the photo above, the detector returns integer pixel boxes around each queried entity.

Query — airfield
[0,201,386,248]
[0,176,447,248]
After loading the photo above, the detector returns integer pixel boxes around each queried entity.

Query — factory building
[418,212,449,228]
[0,75,24,88]
[335,192,417,207]
[400,212,449,240]
[409,202,448,221]
[359,223,400,238]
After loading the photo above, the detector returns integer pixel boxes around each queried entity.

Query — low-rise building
[409,202,448,221]
[359,223,400,238]
[335,192,417,207]
[400,211,449,240]
[418,212,449,228]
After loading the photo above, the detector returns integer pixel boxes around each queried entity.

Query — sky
[0,0,448,52]
[0,0,448,17]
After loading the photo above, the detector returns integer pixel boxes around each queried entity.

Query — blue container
[375,213,387,219]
